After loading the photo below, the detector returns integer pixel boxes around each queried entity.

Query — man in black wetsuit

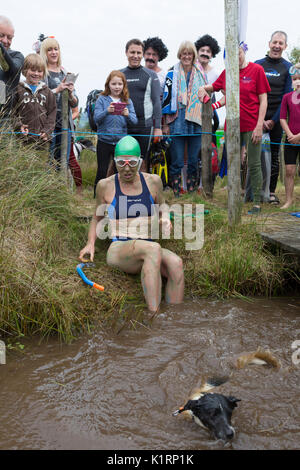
[121,39,162,172]
[255,31,293,204]
[0,16,24,123]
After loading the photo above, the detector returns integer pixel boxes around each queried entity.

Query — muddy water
[0,298,299,450]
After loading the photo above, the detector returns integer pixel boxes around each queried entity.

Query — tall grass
[0,137,297,341]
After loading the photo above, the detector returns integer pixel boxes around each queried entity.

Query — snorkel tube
[76,263,104,292]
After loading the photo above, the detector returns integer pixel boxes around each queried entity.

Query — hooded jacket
[13,81,57,142]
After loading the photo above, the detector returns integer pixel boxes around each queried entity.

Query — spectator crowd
[0,15,299,212]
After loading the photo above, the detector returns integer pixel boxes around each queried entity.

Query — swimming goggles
[289,65,300,76]
[114,157,141,168]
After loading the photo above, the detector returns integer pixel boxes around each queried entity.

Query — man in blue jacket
[255,31,293,204]
[0,16,24,122]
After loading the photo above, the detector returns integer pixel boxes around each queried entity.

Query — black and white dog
[172,349,280,443]
[173,377,240,443]
[73,138,96,160]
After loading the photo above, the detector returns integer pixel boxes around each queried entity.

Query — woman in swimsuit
[79,136,184,313]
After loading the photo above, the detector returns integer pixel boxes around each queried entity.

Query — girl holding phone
[93,70,137,195]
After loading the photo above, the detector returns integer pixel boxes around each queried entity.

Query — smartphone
[203,95,211,104]
[112,102,127,115]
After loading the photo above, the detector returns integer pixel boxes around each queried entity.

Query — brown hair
[101,71,130,103]
[22,53,46,77]
[125,38,144,52]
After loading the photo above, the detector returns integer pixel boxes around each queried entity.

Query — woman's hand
[107,103,115,114]
[79,243,95,262]
[198,86,209,103]
[251,125,263,144]
[162,124,170,136]
[20,124,29,135]
[122,107,129,117]
[288,132,300,145]
[40,132,49,141]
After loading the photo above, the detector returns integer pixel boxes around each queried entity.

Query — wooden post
[225,0,241,225]
[60,89,69,179]
[201,93,213,198]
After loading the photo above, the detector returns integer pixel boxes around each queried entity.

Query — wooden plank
[260,214,300,255]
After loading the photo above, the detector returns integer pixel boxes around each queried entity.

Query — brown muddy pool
[0,297,299,450]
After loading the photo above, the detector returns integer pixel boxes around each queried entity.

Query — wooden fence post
[201,93,213,198]
[225,0,241,226]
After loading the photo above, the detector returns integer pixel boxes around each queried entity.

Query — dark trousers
[128,125,152,171]
[94,140,115,196]
[267,121,283,194]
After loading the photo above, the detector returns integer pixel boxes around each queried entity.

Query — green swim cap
[115,136,141,157]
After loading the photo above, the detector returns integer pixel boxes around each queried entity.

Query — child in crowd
[93,70,137,194]
[280,63,300,209]
[13,53,56,146]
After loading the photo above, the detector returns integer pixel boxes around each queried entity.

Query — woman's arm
[198,84,214,102]
[126,99,138,125]
[94,96,110,125]
[280,118,293,140]
[79,180,107,261]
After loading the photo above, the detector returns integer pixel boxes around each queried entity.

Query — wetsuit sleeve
[271,62,293,123]
[94,96,109,125]
[150,75,162,129]
[127,99,138,125]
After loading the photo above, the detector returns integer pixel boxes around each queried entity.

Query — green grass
[0,137,298,342]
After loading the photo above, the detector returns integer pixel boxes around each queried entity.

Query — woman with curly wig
[143,36,168,94]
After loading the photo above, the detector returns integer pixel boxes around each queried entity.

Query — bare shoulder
[143,172,162,188]
[95,174,116,204]
[142,172,164,202]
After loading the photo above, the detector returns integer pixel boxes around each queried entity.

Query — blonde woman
[40,37,78,170]
[162,41,206,196]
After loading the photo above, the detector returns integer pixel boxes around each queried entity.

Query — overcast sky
[3,0,299,119]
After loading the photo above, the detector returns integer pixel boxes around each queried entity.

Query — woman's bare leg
[107,240,163,312]
[160,248,184,304]
[281,164,296,209]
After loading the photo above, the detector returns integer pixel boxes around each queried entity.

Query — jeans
[242,131,263,206]
[169,135,202,178]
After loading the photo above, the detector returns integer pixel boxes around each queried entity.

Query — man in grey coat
[0,15,24,121]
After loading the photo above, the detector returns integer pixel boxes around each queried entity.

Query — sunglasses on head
[114,157,141,168]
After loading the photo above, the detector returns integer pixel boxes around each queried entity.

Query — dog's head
[74,139,96,155]
[173,393,241,442]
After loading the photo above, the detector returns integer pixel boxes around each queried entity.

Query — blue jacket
[94,94,137,144]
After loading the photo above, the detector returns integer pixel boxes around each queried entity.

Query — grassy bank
[0,139,298,342]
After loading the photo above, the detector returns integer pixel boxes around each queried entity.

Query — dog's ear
[227,396,241,408]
